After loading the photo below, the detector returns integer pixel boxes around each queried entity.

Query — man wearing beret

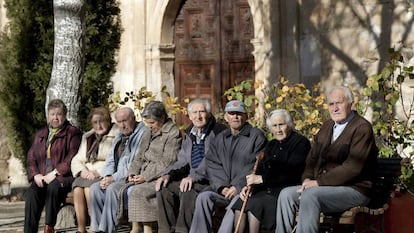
[189,100,267,233]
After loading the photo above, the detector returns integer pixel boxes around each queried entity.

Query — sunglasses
[227,112,245,116]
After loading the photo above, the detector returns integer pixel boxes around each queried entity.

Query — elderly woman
[25,99,82,233]
[70,107,118,233]
[230,109,311,233]
[123,101,182,233]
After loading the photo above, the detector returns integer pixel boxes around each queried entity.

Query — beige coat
[126,119,182,222]
[71,124,119,177]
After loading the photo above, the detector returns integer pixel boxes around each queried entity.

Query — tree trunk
[46,0,85,127]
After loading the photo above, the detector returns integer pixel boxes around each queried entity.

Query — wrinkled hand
[179,176,194,192]
[156,175,170,191]
[42,171,56,184]
[80,169,89,179]
[100,176,114,190]
[297,179,319,193]
[34,174,44,188]
[80,169,98,180]
[128,174,136,183]
[246,174,263,186]
[222,186,237,200]
[239,186,250,201]
[130,174,145,185]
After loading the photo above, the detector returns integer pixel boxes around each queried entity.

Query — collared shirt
[332,111,355,142]
[190,126,206,144]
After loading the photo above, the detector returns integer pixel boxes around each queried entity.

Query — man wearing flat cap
[189,100,267,233]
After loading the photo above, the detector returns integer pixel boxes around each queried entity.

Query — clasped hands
[221,186,237,200]
[34,171,57,188]
[100,175,114,190]
[128,173,145,185]
[80,168,99,180]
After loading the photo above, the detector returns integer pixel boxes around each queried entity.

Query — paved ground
[0,200,26,233]
[0,200,131,233]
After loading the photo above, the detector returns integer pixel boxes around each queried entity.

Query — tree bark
[46,0,85,127]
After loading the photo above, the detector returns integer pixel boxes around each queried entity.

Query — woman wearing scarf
[71,107,119,233]
[25,99,82,233]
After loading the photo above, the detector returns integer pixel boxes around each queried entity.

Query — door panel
[174,0,254,123]
[179,64,216,101]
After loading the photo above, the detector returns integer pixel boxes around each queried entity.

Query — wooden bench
[55,191,134,233]
[213,158,401,233]
[315,157,402,233]
[55,191,77,232]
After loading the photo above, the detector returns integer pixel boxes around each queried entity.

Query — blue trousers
[89,180,124,233]
[189,191,238,233]
[275,185,369,233]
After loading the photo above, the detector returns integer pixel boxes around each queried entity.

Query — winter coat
[71,124,119,177]
[125,118,182,222]
[27,120,82,187]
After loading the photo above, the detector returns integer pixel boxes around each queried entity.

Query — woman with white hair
[230,109,311,233]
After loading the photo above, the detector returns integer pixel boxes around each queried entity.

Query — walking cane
[291,224,297,233]
[233,151,265,233]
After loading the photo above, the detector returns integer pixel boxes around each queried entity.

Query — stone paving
[0,200,27,233]
[0,200,131,233]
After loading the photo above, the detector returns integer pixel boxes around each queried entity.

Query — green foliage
[357,48,414,157]
[0,0,53,167]
[357,48,414,187]
[80,0,122,130]
[0,0,121,168]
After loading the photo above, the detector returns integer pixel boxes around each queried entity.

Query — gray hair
[266,109,294,130]
[115,107,136,121]
[47,99,67,115]
[187,98,212,114]
[326,86,354,104]
[142,101,168,121]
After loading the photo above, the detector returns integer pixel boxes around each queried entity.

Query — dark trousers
[24,179,70,233]
[157,181,208,233]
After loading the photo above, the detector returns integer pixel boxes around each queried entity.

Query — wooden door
[174,0,254,123]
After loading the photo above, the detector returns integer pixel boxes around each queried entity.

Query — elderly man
[89,107,146,233]
[275,86,378,233]
[189,100,267,233]
[156,98,227,233]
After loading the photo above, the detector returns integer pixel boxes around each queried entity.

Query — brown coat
[302,112,378,196]
[126,118,182,222]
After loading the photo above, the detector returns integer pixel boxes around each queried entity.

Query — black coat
[253,131,311,195]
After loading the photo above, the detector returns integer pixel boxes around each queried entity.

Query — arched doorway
[174,0,254,122]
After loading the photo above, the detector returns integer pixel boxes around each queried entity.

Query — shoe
[44,225,54,233]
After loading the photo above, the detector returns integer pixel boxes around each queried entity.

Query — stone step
[0,200,132,233]
[0,201,25,219]
[0,200,45,233]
